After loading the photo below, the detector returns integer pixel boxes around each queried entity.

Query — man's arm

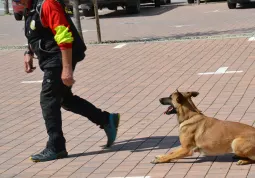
[61,48,75,86]
[26,45,34,55]
[41,0,75,86]
[24,44,36,73]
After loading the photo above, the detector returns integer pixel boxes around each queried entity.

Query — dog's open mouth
[164,106,174,115]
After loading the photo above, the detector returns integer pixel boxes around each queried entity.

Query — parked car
[12,0,24,21]
[227,0,255,8]
[187,0,194,3]
[79,0,170,17]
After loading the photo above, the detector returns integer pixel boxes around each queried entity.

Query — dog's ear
[189,91,199,97]
[176,92,185,104]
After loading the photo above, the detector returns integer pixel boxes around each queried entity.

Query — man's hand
[24,53,36,73]
[62,66,75,87]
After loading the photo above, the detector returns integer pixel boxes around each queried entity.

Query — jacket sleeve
[41,0,73,50]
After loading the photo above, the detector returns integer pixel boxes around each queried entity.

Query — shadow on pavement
[110,26,255,43]
[168,27,255,38]
[176,154,239,164]
[88,3,184,19]
[68,135,240,164]
[68,135,180,158]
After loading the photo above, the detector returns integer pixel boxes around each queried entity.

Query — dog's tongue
[164,106,173,114]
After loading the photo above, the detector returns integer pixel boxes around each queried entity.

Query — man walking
[18,0,120,162]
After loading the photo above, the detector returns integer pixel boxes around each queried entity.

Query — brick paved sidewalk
[1,37,255,178]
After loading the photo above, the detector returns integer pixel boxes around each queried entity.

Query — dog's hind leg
[232,137,255,165]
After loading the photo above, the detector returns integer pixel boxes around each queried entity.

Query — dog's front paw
[151,155,168,164]
[237,159,253,165]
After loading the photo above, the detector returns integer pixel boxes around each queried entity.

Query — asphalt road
[0,1,255,46]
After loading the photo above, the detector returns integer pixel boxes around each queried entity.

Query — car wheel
[187,0,194,3]
[227,1,236,9]
[160,0,167,5]
[14,13,23,21]
[83,8,95,17]
[155,0,161,7]
[126,0,140,14]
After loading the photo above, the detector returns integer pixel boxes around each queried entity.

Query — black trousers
[40,66,109,152]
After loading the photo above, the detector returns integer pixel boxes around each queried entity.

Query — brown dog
[151,90,255,165]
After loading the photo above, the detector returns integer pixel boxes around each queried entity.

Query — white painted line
[197,72,215,75]
[82,30,96,33]
[225,71,243,74]
[204,10,220,13]
[215,67,228,74]
[198,67,243,75]
[114,43,127,49]
[120,22,140,25]
[0,34,8,36]
[108,176,151,178]
[171,24,193,28]
[248,37,255,41]
[21,80,43,84]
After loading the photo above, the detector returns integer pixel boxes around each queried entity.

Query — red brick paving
[1,37,255,177]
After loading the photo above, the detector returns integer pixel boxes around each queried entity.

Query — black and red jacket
[24,0,86,69]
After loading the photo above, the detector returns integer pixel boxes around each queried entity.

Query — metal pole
[93,0,101,43]
[73,0,84,41]
[197,0,200,5]
[4,0,9,14]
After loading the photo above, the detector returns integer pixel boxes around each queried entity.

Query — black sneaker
[30,148,68,162]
